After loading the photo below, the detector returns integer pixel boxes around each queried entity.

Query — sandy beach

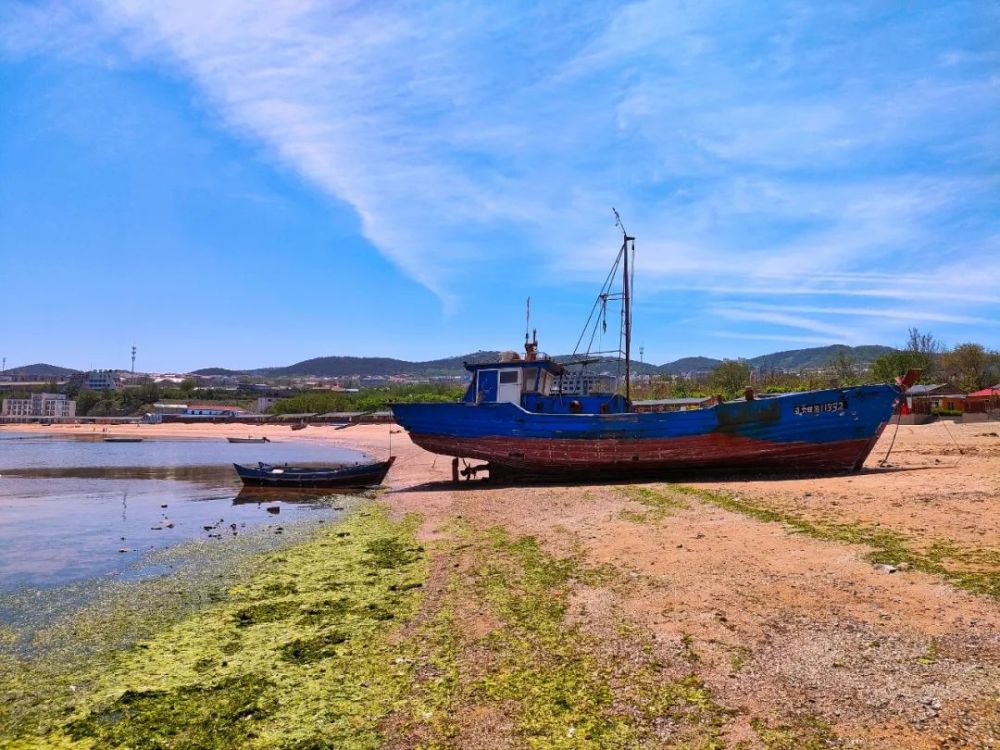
[4,419,998,747]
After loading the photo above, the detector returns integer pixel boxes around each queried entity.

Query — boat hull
[233,457,394,488]
[392,384,900,477]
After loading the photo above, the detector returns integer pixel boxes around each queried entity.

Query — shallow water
[0,431,370,593]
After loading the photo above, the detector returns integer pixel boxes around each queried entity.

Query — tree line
[633,330,999,401]
[6,329,995,416]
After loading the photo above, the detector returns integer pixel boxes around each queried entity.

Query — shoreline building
[1,393,77,420]
[84,370,121,391]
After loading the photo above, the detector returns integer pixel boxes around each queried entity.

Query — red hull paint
[410,430,887,477]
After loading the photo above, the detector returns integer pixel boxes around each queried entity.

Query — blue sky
[1,1,997,373]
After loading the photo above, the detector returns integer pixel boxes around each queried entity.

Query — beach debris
[266,506,281,514]
[151,525,163,531]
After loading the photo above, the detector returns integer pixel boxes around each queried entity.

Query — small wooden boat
[227,436,271,443]
[104,437,144,443]
[290,423,307,431]
[233,456,395,488]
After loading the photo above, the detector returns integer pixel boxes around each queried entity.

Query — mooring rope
[939,417,966,467]
[878,410,904,467]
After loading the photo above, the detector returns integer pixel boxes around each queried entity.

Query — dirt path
[379,423,1000,748]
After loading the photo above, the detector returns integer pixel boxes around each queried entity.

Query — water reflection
[0,432,371,593]
[233,486,370,505]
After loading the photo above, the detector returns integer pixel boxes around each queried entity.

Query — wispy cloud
[728,302,1000,328]
[708,331,845,347]
[3,0,997,342]
[711,306,851,340]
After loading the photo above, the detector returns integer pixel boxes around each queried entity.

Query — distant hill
[190,344,897,378]
[748,345,895,371]
[6,363,79,377]
[658,356,723,375]
[192,351,505,379]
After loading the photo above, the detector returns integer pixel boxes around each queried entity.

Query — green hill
[190,345,897,378]
[6,363,80,377]
[748,345,895,371]
[658,356,723,375]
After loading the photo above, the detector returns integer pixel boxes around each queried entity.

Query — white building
[256,396,279,413]
[1,393,76,419]
[84,370,121,391]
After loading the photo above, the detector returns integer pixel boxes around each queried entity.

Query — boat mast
[614,209,634,402]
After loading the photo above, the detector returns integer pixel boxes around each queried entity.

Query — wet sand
[4,419,998,747]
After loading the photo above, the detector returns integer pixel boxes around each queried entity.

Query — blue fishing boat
[392,216,913,479]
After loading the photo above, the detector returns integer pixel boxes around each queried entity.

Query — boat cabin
[461,349,630,415]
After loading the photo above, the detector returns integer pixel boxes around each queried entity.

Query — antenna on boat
[525,297,531,346]
[613,209,635,403]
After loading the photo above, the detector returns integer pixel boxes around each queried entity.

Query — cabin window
[499,370,519,384]
[521,367,539,392]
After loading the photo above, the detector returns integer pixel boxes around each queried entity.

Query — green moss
[916,639,940,666]
[618,485,690,523]
[5,503,430,749]
[751,716,838,750]
[278,630,348,664]
[647,485,1000,600]
[680,633,701,664]
[379,522,733,748]
[470,529,729,748]
[66,673,276,748]
[727,646,751,674]
[232,599,298,628]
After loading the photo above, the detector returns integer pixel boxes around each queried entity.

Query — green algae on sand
[5,504,428,750]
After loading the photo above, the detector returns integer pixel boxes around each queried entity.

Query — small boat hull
[227,437,270,443]
[233,457,395,488]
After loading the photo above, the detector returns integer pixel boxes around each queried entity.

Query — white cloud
[3,0,997,337]
[711,306,851,340]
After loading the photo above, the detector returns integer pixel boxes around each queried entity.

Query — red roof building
[966,388,1000,413]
